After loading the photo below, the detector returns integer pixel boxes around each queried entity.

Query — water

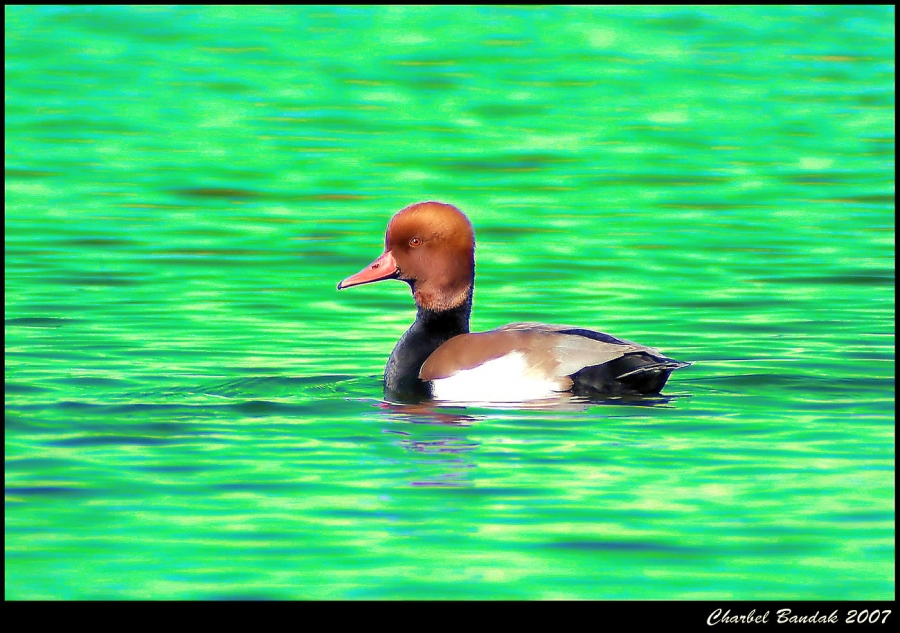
[5,6,894,600]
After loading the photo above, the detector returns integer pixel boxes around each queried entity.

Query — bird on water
[337,201,689,403]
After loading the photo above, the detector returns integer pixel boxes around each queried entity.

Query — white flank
[429,352,566,403]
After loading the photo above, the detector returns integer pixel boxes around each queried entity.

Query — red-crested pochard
[337,201,689,402]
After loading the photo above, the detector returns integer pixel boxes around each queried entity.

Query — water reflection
[377,401,479,425]
[376,401,481,486]
[374,393,683,488]
[381,392,682,413]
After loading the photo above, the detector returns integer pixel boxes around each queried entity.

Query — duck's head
[337,201,475,311]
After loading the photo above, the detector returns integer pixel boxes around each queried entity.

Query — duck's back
[419,322,688,401]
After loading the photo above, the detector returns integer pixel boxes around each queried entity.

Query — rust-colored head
[337,201,475,311]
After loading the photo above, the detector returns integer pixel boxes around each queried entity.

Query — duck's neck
[384,287,472,401]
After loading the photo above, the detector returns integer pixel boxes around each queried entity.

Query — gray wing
[489,322,670,377]
[420,322,685,386]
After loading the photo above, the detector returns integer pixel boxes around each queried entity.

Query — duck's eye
[409,237,422,247]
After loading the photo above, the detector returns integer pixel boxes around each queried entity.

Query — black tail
[571,353,690,397]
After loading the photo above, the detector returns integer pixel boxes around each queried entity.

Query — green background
[5,6,894,599]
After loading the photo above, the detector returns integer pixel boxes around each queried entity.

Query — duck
[337,201,689,403]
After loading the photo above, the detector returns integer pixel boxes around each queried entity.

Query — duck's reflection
[379,392,679,417]
[376,401,481,487]
[374,395,679,488]
[378,400,480,425]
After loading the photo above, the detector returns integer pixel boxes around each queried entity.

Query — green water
[5,6,894,600]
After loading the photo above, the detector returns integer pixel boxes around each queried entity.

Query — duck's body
[338,202,688,403]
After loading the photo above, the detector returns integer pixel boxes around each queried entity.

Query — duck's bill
[337,250,400,290]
